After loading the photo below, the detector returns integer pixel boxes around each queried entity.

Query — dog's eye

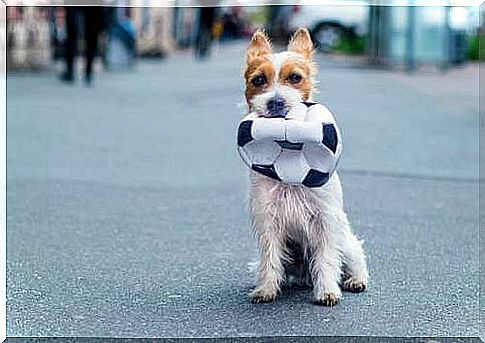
[251,75,267,87]
[288,73,303,84]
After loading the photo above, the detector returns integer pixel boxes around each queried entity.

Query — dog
[243,28,369,306]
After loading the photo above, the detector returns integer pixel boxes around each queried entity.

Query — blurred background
[6,1,481,338]
[5,1,481,73]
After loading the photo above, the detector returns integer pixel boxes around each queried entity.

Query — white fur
[267,51,304,82]
[246,49,369,306]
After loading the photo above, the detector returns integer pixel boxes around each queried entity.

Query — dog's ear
[247,30,272,61]
[288,28,313,59]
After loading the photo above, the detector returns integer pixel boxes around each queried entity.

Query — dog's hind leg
[341,231,368,293]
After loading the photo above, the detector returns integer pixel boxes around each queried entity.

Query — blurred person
[221,7,244,41]
[50,7,67,61]
[101,7,136,70]
[266,5,292,45]
[104,8,136,67]
[195,6,217,59]
[212,17,224,42]
[118,11,136,40]
[60,7,105,85]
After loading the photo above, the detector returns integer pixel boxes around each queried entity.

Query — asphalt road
[6,43,480,338]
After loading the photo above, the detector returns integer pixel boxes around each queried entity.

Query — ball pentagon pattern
[237,102,342,188]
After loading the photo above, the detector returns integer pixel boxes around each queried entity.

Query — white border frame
[0,1,481,341]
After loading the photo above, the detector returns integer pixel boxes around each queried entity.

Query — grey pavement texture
[6,43,480,338]
[4,338,484,343]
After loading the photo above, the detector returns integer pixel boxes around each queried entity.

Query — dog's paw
[342,278,367,293]
[314,292,341,306]
[249,288,278,303]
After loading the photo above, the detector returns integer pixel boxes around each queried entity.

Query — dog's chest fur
[249,172,325,239]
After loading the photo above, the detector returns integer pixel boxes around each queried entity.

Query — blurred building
[5,2,480,71]
[368,4,479,69]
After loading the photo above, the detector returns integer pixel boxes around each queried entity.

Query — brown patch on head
[245,30,274,105]
[244,57,275,104]
[279,59,313,101]
[288,28,314,60]
[283,28,316,101]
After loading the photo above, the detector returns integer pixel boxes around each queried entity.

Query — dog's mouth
[258,111,289,119]
[257,106,291,119]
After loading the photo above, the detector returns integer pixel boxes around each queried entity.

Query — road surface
[6,43,480,338]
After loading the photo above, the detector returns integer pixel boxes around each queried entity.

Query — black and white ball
[237,102,342,188]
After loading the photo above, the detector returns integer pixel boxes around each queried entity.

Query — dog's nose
[266,97,286,117]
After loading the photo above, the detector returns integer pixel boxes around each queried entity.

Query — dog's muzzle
[266,97,287,118]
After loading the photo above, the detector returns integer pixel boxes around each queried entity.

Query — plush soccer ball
[237,102,342,188]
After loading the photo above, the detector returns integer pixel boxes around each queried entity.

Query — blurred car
[289,1,369,52]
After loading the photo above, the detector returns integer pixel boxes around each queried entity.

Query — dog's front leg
[309,218,343,306]
[341,230,368,293]
[249,225,286,303]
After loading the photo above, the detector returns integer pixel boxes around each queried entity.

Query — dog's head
[244,28,316,118]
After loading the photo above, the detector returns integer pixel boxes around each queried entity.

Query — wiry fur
[244,28,368,306]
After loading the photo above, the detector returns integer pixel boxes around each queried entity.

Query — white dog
[243,28,369,306]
